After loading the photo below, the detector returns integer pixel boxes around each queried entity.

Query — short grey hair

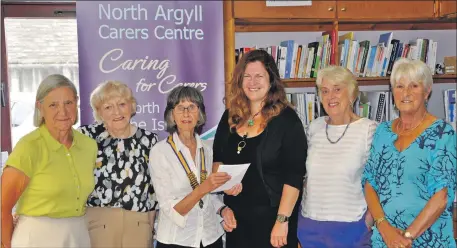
[90,80,137,123]
[390,58,433,90]
[164,86,206,134]
[33,74,78,127]
[315,65,359,103]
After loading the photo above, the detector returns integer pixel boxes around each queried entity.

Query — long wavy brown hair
[227,49,290,130]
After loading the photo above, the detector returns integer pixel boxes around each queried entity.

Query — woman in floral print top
[78,80,158,248]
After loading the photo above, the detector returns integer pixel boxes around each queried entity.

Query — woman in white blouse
[298,66,377,247]
[149,86,236,248]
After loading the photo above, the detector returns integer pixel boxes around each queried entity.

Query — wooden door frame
[3,3,75,18]
[0,2,76,153]
[1,5,12,153]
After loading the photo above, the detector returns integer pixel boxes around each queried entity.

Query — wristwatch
[276,214,290,223]
[403,231,414,240]
[218,206,228,217]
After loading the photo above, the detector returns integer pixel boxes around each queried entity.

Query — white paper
[212,163,250,192]
[266,0,312,7]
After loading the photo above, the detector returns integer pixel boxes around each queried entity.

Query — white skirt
[11,215,90,248]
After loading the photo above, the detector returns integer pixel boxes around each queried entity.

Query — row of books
[235,31,438,79]
[355,91,394,122]
[287,90,457,130]
[235,30,336,80]
[286,92,319,126]
[287,91,395,127]
[339,31,438,78]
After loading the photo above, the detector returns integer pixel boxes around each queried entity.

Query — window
[5,18,79,147]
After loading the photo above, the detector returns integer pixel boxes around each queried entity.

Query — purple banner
[76,1,225,139]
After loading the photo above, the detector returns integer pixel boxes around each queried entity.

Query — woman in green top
[1,74,97,248]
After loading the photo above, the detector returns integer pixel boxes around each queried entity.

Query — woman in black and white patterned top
[78,80,158,248]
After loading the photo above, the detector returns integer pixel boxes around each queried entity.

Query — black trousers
[225,204,299,248]
[156,237,223,248]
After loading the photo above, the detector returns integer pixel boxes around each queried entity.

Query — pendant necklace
[247,111,261,127]
[238,111,261,154]
[237,133,248,154]
[326,116,352,144]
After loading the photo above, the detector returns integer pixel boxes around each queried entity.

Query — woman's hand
[13,213,19,227]
[365,212,374,230]
[378,222,412,248]
[221,207,237,232]
[270,222,288,248]
[224,183,242,196]
[200,172,231,194]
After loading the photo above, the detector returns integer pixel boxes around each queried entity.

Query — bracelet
[374,216,386,227]
[218,205,228,217]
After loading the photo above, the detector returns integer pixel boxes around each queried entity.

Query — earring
[425,100,429,108]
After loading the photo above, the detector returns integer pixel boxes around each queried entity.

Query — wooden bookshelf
[223,1,457,242]
[224,1,457,88]
[224,0,457,243]
[224,2,457,87]
[235,19,457,33]
[282,74,457,88]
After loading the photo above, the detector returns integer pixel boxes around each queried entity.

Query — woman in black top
[212,49,307,248]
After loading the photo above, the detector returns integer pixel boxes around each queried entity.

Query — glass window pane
[5,18,79,148]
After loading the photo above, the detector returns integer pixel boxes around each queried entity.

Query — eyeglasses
[174,104,199,114]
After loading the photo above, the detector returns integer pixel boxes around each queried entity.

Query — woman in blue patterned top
[362,58,456,248]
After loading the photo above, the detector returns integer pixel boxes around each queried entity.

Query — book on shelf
[444,56,456,75]
[444,89,456,131]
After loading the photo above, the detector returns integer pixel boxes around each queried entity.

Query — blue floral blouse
[362,119,456,248]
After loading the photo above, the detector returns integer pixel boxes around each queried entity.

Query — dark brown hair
[227,49,290,129]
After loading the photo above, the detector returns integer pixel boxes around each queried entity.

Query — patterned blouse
[79,123,159,212]
[362,120,456,248]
